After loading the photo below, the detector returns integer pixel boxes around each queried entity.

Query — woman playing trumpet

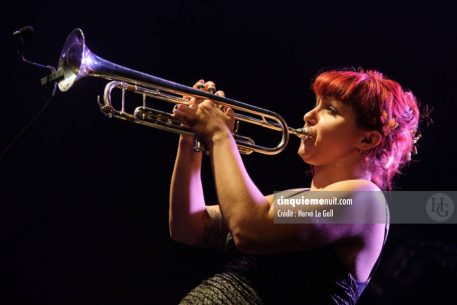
[169,69,421,304]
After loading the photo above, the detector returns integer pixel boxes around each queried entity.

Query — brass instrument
[45,28,309,155]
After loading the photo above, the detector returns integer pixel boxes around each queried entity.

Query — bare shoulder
[324,179,386,211]
[317,179,388,244]
[324,179,381,192]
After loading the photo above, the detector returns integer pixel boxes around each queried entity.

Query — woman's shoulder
[330,178,384,197]
[322,179,382,192]
[325,180,387,219]
[273,180,382,198]
[334,180,388,219]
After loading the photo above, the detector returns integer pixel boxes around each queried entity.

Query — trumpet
[42,28,309,155]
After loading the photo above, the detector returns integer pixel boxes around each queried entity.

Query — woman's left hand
[172,81,235,145]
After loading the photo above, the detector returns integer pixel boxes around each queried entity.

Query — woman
[169,69,421,304]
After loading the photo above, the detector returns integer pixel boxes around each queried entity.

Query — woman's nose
[303,109,317,126]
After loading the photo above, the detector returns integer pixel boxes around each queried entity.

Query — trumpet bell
[58,28,86,92]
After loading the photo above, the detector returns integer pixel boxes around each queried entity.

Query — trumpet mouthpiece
[291,127,309,139]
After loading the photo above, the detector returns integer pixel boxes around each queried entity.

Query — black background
[1,1,457,304]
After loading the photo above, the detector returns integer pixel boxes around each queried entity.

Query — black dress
[180,188,387,304]
[179,233,367,305]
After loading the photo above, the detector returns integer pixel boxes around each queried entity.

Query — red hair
[312,69,421,190]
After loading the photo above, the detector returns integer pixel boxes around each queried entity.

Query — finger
[188,100,198,109]
[172,104,197,125]
[194,79,205,90]
[205,81,216,94]
[214,91,226,112]
[225,107,235,118]
[172,108,189,121]
[215,90,225,97]
[172,105,196,121]
[190,80,206,104]
[175,103,195,115]
[224,107,237,133]
[182,95,191,103]
[216,104,226,112]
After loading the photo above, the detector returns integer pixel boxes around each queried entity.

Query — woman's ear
[358,130,382,151]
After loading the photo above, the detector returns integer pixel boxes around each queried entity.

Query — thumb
[225,107,234,118]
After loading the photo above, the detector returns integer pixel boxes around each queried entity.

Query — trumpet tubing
[51,28,309,155]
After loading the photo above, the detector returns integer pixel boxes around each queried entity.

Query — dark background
[1,0,457,304]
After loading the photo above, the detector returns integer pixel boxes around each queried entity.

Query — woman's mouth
[301,127,315,141]
[303,135,313,141]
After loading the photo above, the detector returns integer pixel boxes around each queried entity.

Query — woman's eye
[325,106,337,114]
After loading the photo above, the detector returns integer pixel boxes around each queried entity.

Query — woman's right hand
[178,79,224,146]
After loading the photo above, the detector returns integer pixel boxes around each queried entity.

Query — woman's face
[298,95,364,166]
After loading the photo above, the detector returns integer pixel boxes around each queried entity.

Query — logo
[426,193,455,222]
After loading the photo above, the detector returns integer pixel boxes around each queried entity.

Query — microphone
[13,25,59,86]
[13,25,35,39]
[13,25,65,93]
[1,26,60,164]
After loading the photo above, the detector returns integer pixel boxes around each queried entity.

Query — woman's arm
[209,132,272,248]
[172,100,279,250]
[169,137,229,249]
[169,81,230,249]
[169,136,206,246]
